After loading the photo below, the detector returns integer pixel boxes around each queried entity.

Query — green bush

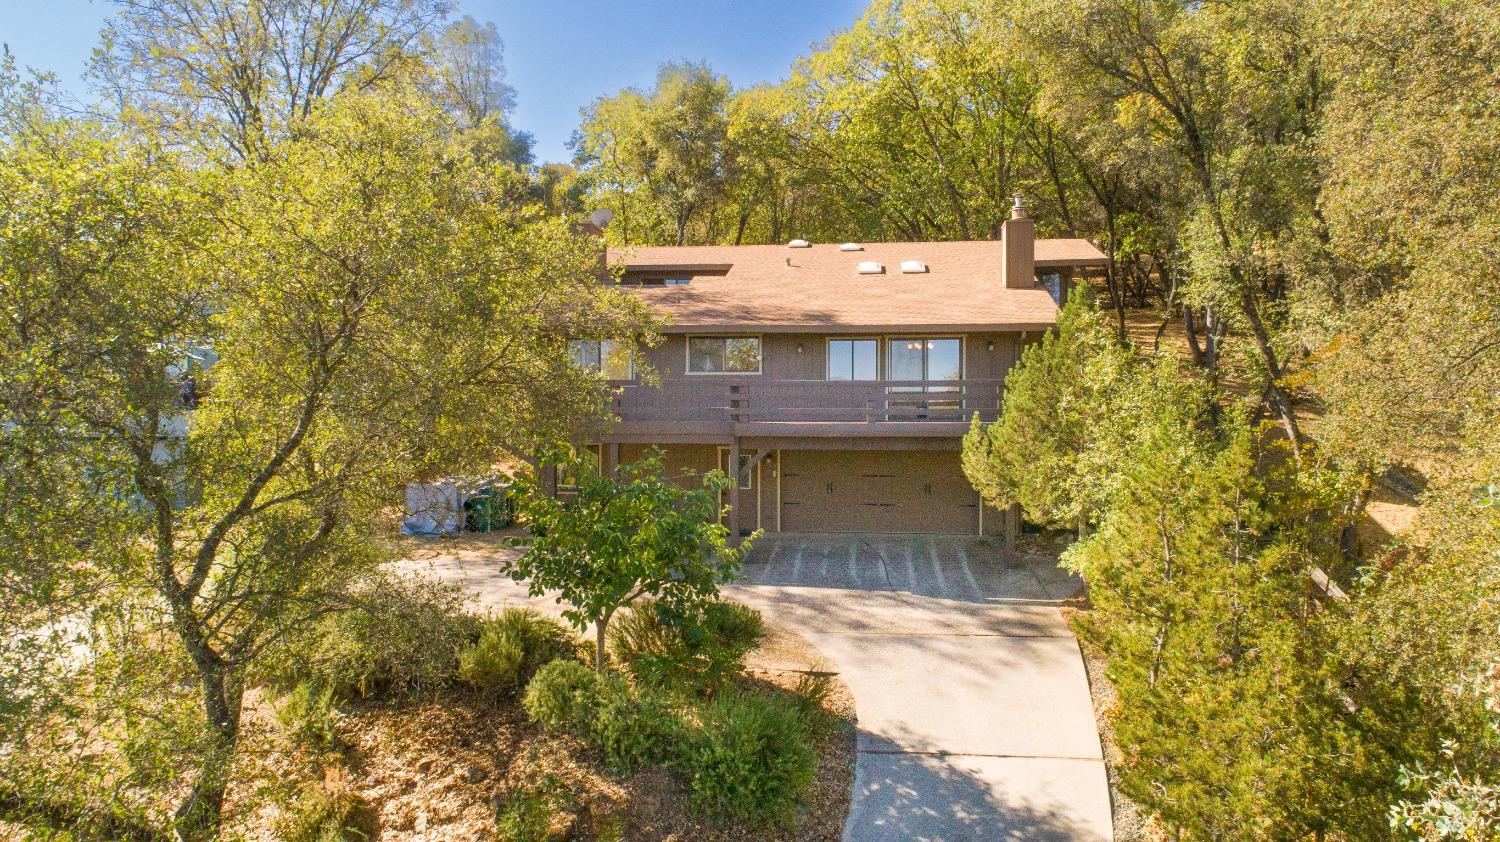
[494,773,574,842]
[263,571,478,700]
[593,677,683,772]
[685,690,816,824]
[608,600,765,694]
[790,670,839,736]
[273,777,373,842]
[458,609,578,699]
[276,679,340,750]
[523,660,685,772]
[522,660,603,735]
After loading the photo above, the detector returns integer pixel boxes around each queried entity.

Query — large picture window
[687,336,761,374]
[827,338,878,380]
[568,339,632,380]
[886,338,962,382]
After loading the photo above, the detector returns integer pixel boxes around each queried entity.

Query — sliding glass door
[885,338,962,418]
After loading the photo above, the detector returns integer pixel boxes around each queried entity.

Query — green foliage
[264,572,478,701]
[508,447,754,673]
[574,62,734,245]
[685,689,816,825]
[3,74,656,837]
[964,285,1212,533]
[962,284,1127,530]
[1064,407,1349,836]
[90,0,451,163]
[523,660,605,737]
[593,679,684,773]
[522,659,683,773]
[494,773,574,842]
[276,681,340,752]
[273,775,373,842]
[790,671,838,736]
[608,600,765,695]
[458,609,579,699]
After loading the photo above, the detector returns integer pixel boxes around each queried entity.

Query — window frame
[568,339,634,381]
[883,336,964,382]
[684,334,763,376]
[556,444,601,493]
[824,336,881,381]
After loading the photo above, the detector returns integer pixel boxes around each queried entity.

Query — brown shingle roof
[607,239,1105,333]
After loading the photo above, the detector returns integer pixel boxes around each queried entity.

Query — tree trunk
[1104,210,1127,344]
[1236,288,1303,457]
[1184,306,1204,366]
[173,668,243,841]
[594,616,609,674]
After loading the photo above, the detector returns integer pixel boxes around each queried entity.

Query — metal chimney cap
[1010,195,1028,220]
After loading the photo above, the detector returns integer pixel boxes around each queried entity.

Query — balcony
[605,379,1003,440]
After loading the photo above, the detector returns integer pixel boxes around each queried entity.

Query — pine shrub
[685,690,816,824]
[608,600,765,694]
[263,571,478,700]
[275,679,340,751]
[523,660,604,735]
[458,609,578,698]
[593,678,683,772]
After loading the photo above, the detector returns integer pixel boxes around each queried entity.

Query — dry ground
[216,602,856,841]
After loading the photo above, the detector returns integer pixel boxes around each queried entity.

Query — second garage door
[778,449,979,534]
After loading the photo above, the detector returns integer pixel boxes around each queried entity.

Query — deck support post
[542,463,558,498]
[728,438,741,546]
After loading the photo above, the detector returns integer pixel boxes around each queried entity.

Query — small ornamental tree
[507,446,754,672]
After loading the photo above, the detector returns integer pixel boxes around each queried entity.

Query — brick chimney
[1000,196,1035,289]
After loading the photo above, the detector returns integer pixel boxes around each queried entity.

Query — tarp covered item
[401,481,462,536]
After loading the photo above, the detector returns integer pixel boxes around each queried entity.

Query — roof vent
[856,261,884,275]
[839,242,863,251]
[787,238,811,248]
[899,260,928,273]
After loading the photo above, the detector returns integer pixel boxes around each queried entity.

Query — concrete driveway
[726,533,1111,842]
[399,532,1112,841]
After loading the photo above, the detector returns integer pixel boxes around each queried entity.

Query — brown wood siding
[618,443,719,487]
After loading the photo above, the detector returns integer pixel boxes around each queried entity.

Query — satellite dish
[589,208,615,229]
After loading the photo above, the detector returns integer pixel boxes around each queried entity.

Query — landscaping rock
[463,762,488,784]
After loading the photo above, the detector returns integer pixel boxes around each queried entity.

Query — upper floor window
[569,339,632,380]
[688,336,760,374]
[886,337,962,382]
[1040,272,1063,304]
[827,338,878,380]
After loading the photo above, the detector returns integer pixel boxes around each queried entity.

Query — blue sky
[0,0,866,163]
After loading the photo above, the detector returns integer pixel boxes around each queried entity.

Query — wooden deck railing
[610,378,1004,424]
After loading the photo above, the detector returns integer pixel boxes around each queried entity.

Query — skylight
[900,260,928,273]
[857,261,884,274]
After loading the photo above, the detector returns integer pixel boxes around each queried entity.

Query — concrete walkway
[398,532,1112,841]
[728,533,1112,842]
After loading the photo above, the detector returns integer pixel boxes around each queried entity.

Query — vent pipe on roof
[1001,196,1035,289]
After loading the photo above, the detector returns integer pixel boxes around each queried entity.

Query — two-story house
[562,200,1106,544]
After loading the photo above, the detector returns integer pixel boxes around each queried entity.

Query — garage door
[778,450,979,534]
